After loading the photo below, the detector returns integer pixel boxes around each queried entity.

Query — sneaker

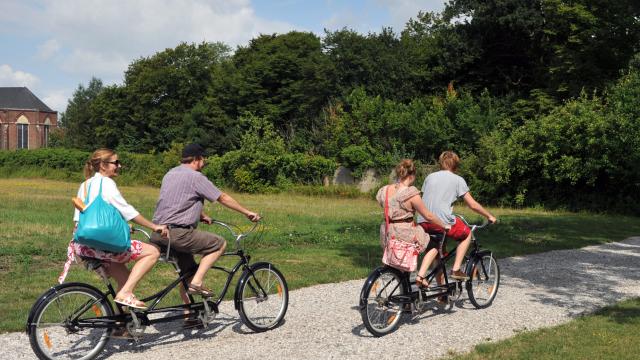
[450,269,469,281]
[436,295,449,305]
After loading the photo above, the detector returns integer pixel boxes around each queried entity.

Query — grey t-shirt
[153,165,222,227]
[416,170,469,225]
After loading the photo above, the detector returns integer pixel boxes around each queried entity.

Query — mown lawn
[450,298,640,360]
[1,178,640,333]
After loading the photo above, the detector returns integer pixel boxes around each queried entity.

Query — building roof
[0,87,55,112]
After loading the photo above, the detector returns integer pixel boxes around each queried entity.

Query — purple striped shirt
[152,165,222,227]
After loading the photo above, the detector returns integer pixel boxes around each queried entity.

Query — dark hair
[395,159,416,181]
[181,143,206,164]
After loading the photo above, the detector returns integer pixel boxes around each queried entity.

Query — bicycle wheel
[360,267,406,337]
[237,262,289,332]
[466,254,500,309]
[28,284,114,360]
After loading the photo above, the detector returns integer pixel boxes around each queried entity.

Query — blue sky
[0,1,445,112]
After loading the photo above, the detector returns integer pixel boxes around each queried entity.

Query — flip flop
[114,293,148,309]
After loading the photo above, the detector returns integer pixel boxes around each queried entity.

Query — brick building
[0,87,58,150]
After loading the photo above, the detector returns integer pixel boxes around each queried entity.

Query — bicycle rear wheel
[360,267,407,337]
[466,254,500,308]
[28,284,114,360]
[237,262,289,332]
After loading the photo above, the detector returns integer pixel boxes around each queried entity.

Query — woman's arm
[131,214,168,237]
[408,195,450,230]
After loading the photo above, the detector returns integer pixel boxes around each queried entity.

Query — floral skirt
[58,239,144,283]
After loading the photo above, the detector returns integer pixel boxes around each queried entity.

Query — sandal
[436,295,449,305]
[187,283,214,297]
[114,293,148,309]
[110,328,133,339]
[415,275,430,289]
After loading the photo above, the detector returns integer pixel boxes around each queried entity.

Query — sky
[0,0,446,113]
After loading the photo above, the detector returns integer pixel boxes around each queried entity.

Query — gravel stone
[4,237,639,359]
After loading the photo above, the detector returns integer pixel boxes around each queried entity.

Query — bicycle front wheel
[237,262,289,332]
[466,254,500,309]
[28,283,114,360]
[360,267,407,337]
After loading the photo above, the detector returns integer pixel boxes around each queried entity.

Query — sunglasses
[103,160,122,166]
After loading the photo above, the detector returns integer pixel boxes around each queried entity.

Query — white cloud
[42,90,70,112]
[37,39,61,60]
[2,0,294,81]
[0,64,40,88]
[376,0,446,30]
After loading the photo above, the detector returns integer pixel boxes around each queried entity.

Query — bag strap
[83,180,93,206]
[384,186,394,242]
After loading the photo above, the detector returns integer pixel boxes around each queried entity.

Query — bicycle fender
[358,266,408,310]
[25,282,107,335]
[233,261,273,310]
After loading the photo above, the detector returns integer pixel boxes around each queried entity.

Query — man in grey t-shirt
[151,144,260,299]
[418,151,496,281]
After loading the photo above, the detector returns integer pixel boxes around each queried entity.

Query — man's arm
[462,192,497,223]
[217,193,261,222]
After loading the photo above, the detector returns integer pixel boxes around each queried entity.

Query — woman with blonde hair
[60,148,168,309]
[375,159,450,288]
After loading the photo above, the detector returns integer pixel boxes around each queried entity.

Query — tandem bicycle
[26,220,289,360]
[359,215,499,336]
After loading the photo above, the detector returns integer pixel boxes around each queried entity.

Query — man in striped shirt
[151,143,260,297]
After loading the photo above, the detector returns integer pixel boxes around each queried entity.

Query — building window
[43,125,50,147]
[17,124,28,149]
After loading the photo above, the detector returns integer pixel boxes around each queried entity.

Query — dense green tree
[324,27,414,101]
[438,0,640,98]
[122,42,231,152]
[225,31,334,148]
[59,78,105,150]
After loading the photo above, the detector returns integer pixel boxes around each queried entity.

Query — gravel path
[4,237,640,360]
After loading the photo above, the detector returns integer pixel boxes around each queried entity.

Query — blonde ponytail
[84,149,116,179]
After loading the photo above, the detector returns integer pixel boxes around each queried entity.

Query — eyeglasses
[103,160,121,167]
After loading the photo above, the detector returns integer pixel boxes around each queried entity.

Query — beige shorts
[151,227,225,273]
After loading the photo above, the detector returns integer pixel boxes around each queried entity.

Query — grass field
[451,297,640,360]
[2,178,640,334]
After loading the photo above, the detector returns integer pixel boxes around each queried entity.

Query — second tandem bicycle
[26,220,289,360]
[360,215,500,336]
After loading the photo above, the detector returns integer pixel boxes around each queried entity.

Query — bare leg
[452,233,472,271]
[106,263,129,291]
[416,249,438,285]
[115,243,160,298]
[190,241,227,286]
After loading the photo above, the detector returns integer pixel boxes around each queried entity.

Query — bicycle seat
[429,233,445,241]
[78,256,104,271]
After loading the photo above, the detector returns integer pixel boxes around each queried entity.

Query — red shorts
[419,217,470,241]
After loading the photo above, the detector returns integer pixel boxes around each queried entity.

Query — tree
[324,27,414,101]
[122,42,232,152]
[59,78,105,150]
[225,31,334,148]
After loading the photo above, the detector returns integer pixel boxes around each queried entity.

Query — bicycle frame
[391,216,492,304]
[36,221,266,332]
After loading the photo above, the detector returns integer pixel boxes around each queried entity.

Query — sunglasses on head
[103,160,121,166]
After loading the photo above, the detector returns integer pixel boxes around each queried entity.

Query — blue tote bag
[74,178,131,253]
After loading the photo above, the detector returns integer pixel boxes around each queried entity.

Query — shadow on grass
[597,298,640,325]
